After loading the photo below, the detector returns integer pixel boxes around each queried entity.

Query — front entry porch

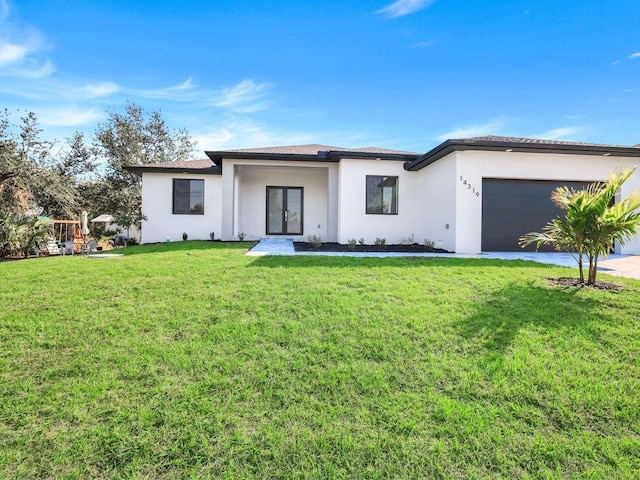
[231,164,336,242]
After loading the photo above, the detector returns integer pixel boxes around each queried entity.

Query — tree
[93,103,196,219]
[0,211,51,258]
[31,132,97,219]
[113,211,147,242]
[0,110,90,219]
[520,168,640,284]
[0,109,34,212]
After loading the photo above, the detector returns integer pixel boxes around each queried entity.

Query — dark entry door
[266,187,303,235]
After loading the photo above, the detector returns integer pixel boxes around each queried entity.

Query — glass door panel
[266,187,303,235]
[267,188,284,234]
[285,188,302,234]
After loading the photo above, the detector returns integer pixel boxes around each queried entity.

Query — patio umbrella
[81,211,90,236]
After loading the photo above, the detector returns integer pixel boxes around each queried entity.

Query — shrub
[126,237,139,246]
[308,234,322,249]
[347,238,357,251]
[0,211,51,258]
[424,239,435,252]
[237,232,246,241]
[374,237,387,251]
[358,238,366,246]
[401,234,414,245]
[182,232,188,241]
[209,232,215,241]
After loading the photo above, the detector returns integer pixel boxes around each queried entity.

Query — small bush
[238,232,246,241]
[401,234,414,246]
[308,234,322,249]
[182,232,188,241]
[209,232,215,241]
[0,211,51,258]
[126,237,139,246]
[358,238,366,246]
[374,237,387,251]
[424,239,435,252]
[347,238,357,251]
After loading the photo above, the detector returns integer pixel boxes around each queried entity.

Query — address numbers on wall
[460,176,480,197]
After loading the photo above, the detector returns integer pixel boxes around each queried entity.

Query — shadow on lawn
[246,255,563,270]
[453,281,609,362]
[118,240,254,256]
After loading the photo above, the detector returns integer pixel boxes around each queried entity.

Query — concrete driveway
[482,252,640,280]
[595,255,640,279]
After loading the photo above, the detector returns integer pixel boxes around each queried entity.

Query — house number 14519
[460,176,480,197]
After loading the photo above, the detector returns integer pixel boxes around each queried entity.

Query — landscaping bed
[294,241,451,253]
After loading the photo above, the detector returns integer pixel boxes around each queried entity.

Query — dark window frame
[265,186,304,235]
[366,175,398,215]
[172,178,205,215]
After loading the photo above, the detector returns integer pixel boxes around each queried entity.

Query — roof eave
[122,165,222,176]
[205,151,328,165]
[205,150,419,164]
[405,139,640,171]
[326,151,419,162]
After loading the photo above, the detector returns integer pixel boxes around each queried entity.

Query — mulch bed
[546,277,623,291]
[293,242,450,253]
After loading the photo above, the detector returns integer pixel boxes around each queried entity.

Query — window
[173,179,204,215]
[366,176,398,214]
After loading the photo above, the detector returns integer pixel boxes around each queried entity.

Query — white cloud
[629,52,640,59]
[437,115,508,141]
[0,42,29,64]
[126,77,199,101]
[172,77,195,91]
[533,126,585,140]
[11,59,54,78]
[39,106,103,127]
[193,119,314,150]
[84,81,120,97]
[0,2,52,77]
[211,79,272,113]
[376,0,435,18]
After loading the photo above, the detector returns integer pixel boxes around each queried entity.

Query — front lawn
[1,242,639,478]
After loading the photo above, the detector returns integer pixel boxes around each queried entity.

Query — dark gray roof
[125,137,640,176]
[213,144,417,155]
[458,135,635,149]
[206,144,419,165]
[405,136,640,171]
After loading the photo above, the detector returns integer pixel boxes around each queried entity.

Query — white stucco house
[124,136,640,254]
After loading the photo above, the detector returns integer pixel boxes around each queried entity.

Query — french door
[266,187,303,235]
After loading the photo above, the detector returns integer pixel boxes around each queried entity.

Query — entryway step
[246,237,295,256]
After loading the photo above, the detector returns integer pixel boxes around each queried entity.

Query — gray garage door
[481,178,591,252]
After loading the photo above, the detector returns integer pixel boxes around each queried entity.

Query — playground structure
[51,219,85,253]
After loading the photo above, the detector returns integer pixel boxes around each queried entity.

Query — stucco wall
[234,164,331,241]
[337,159,415,244]
[139,150,640,253]
[411,154,457,252]
[140,172,222,243]
[453,150,640,254]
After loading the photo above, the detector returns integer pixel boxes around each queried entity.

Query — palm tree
[520,168,640,284]
[0,212,51,258]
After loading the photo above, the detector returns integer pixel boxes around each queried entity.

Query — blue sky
[1,0,639,153]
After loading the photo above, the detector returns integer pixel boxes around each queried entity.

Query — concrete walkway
[246,238,640,279]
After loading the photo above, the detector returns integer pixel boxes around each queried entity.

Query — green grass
[1,241,639,478]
